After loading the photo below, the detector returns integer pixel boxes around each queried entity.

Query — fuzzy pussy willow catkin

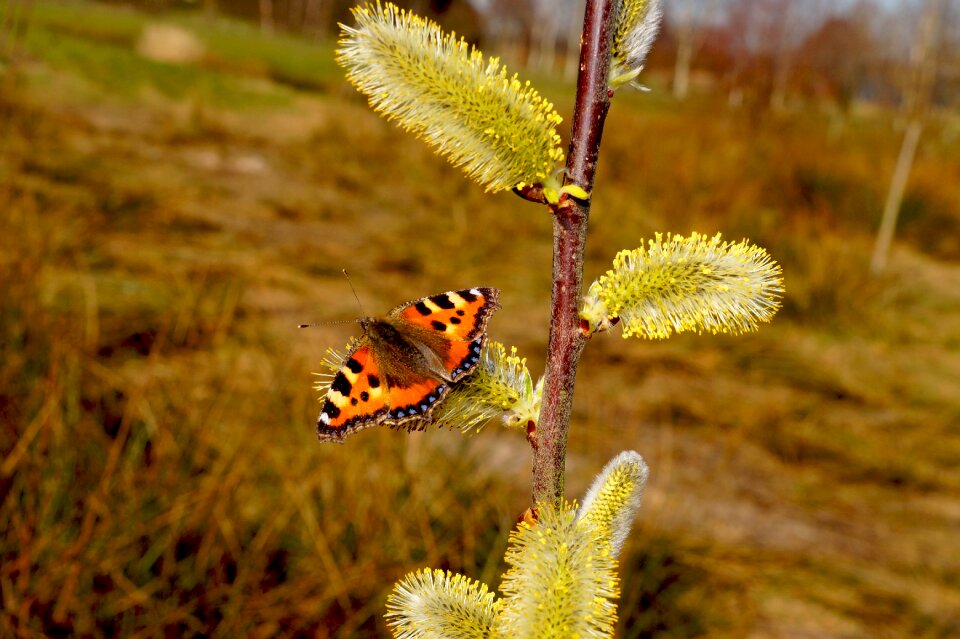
[383,452,648,639]
[387,569,500,639]
[582,232,784,339]
[610,0,662,87]
[577,451,649,558]
[431,341,540,433]
[498,503,620,639]
[337,2,564,192]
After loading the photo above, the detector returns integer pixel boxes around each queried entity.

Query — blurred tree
[733,0,798,111]
[795,10,875,112]
[562,0,586,79]
[475,0,585,74]
[529,0,561,71]
[482,0,536,65]
[515,0,584,74]
[715,0,760,109]
[769,0,830,110]
[241,0,482,40]
[932,0,959,106]
[260,0,274,32]
[300,0,328,35]
[668,0,716,99]
[871,0,948,274]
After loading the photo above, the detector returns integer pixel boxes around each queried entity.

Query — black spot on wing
[368,374,380,388]
[431,320,446,331]
[321,400,340,419]
[454,287,500,341]
[331,372,352,397]
[414,301,432,316]
[346,357,363,374]
[449,336,485,381]
[431,294,456,309]
[450,317,461,325]
[387,384,448,421]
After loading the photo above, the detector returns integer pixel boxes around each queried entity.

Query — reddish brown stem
[532,0,616,507]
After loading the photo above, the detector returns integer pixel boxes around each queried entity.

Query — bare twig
[870,0,944,274]
[533,0,616,507]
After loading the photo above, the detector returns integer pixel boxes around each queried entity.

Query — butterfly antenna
[342,269,365,315]
[299,271,365,329]
[299,319,353,329]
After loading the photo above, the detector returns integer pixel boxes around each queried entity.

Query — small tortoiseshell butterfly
[317,287,501,443]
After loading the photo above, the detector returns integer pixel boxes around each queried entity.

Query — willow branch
[533,0,616,507]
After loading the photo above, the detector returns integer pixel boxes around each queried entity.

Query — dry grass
[2,3,960,637]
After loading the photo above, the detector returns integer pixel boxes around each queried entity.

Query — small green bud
[560,184,591,200]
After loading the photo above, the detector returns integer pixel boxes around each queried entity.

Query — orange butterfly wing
[316,288,500,443]
[395,287,501,380]
[396,287,500,341]
[317,344,390,442]
[316,343,451,442]
[382,376,449,425]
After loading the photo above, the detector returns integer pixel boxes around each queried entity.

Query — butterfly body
[317,287,500,443]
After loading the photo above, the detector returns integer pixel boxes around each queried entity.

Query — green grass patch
[24,0,341,106]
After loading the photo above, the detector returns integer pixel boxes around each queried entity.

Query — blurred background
[2,0,959,636]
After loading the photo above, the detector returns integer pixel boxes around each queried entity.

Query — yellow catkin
[610,0,663,88]
[383,452,650,639]
[582,232,784,339]
[497,503,619,639]
[432,341,540,433]
[386,568,500,639]
[338,2,564,192]
[577,452,649,558]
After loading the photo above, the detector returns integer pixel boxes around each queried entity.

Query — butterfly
[316,287,501,443]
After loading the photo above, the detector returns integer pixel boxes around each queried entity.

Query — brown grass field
[2,2,960,637]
